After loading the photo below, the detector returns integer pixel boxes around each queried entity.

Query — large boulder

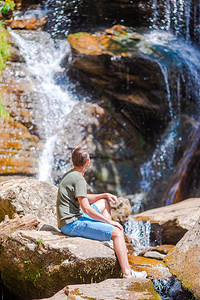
[133,198,200,244]
[164,217,200,299]
[66,25,169,137]
[0,229,121,299]
[0,178,57,226]
[110,196,132,224]
[40,278,162,300]
[53,101,146,195]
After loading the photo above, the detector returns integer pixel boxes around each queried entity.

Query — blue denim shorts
[60,203,114,241]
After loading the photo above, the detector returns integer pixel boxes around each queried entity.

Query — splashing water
[149,0,198,42]
[124,218,151,255]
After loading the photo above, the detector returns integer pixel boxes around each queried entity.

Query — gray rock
[144,251,166,261]
[133,197,200,244]
[164,216,200,299]
[40,278,161,300]
[0,230,121,299]
[0,178,57,226]
[110,196,132,224]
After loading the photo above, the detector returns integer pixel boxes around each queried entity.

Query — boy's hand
[110,220,123,230]
[106,193,118,205]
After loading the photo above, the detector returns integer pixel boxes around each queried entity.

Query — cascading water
[8,30,78,183]
[136,30,200,209]
[124,218,152,255]
[149,0,200,42]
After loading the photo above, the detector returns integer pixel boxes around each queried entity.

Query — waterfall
[124,218,151,255]
[8,30,78,183]
[150,0,199,42]
[138,31,200,206]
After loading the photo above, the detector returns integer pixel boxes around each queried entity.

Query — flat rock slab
[164,217,200,299]
[41,278,161,300]
[134,198,200,244]
[0,230,121,299]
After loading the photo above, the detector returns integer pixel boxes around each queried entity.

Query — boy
[56,147,147,279]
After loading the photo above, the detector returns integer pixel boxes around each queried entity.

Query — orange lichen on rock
[67,25,142,57]
[0,117,41,174]
[128,255,172,279]
[9,17,47,30]
[67,32,102,55]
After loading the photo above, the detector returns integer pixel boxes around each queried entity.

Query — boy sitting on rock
[56,147,147,279]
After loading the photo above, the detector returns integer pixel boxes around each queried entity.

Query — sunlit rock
[133,198,200,244]
[143,251,166,261]
[0,116,41,176]
[128,255,171,279]
[0,178,57,225]
[0,230,121,299]
[40,278,161,300]
[164,217,200,299]
[9,17,47,30]
[110,196,132,224]
[0,214,40,242]
[152,244,174,255]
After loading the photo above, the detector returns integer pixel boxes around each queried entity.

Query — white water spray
[9,30,78,182]
[124,218,151,255]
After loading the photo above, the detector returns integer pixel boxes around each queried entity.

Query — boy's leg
[111,226,132,276]
[94,199,132,276]
[94,198,112,220]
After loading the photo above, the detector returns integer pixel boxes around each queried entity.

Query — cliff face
[1,0,200,205]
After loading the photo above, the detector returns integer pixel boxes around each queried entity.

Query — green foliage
[36,238,44,246]
[139,134,146,147]
[0,21,12,72]
[0,0,15,15]
[9,228,16,234]
[24,259,41,283]
[0,97,10,119]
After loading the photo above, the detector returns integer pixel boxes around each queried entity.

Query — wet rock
[9,17,47,30]
[163,124,200,205]
[53,102,146,195]
[0,178,57,226]
[133,197,200,244]
[0,230,121,299]
[164,217,200,299]
[152,244,174,255]
[66,25,169,138]
[110,196,132,224]
[40,278,161,300]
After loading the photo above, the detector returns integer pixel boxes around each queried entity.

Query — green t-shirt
[56,169,87,228]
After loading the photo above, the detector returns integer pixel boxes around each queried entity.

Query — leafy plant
[0,0,15,15]
[36,238,44,246]
[0,97,10,119]
[0,21,12,72]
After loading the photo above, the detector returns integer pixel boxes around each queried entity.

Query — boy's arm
[87,193,118,205]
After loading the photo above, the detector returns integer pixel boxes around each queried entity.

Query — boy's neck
[73,166,85,176]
